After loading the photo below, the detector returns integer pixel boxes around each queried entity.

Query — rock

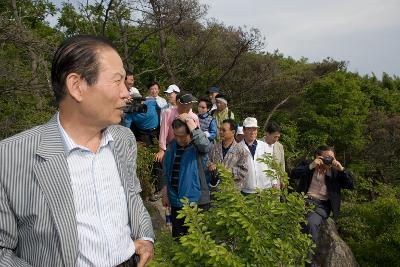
[313,218,359,267]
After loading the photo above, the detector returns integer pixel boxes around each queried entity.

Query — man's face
[78,48,128,128]
[149,84,160,97]
[197,101,208,115]
[219,122,234,141]
[167,91,177,104]
[244,127,258,143]
[236,134,244,143]
[265,131,281,145]
[125,75,134,89]
[173,126,191,147]
[317,150,335,169]
[208,92,218,101]
[216,99,226,111]
[319,150,335,160]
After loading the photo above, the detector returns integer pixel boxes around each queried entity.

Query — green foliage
[151,156,314,267]
[1,1,400,264]
[0,93,55,140]
[136,142,159,200]
[340,193,400,267]
[362,112,400,184]
[297,72,370,156]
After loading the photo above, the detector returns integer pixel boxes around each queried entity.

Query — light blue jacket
[163,128,210,207]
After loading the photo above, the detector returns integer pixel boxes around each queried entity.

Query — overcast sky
[200,0,400,77]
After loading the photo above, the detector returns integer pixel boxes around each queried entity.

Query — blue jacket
[163,128,210,208]
[131,99,159,130]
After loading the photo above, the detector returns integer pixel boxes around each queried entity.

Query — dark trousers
[171,203,210,238]
[305,197,331,244]
[116,254,140,267]
[131,125,158,146]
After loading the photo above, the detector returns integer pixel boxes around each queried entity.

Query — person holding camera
[290,145,354,245]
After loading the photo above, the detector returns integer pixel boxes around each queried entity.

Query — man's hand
[207,162,217,172]
[134,240,154,267]
[332,158,345,171]
[161,186,169,207]
[177,113,197,131]
[272,183,281,189]
[309,157,323,170]
[155,149,165,162]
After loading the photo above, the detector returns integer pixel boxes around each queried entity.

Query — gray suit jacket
[0,115,154,267]
[273,141,285,171]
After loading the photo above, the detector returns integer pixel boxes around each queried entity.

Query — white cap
[236,126,244,135]
[243,117,259,128]
[164,84,180,94]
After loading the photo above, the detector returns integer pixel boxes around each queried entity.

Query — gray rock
[313,218,359,267]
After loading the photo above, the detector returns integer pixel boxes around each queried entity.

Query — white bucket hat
[243,117,259,128]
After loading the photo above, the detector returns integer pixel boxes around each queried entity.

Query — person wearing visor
[211,93,235,141]
[164,84,180,109]
[155,93,200,162]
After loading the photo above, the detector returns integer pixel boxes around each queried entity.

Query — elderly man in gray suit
[0,35,154,266]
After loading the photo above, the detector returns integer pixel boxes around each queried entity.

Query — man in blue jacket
[130,96,160,145]
[161,112,211,237]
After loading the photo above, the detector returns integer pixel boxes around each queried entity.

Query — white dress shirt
[57,114,135,266]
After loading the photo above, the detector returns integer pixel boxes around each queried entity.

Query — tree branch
[101,0,114,36]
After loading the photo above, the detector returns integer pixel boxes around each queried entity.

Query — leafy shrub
[150,155,314,267]
[340,192,400,267]
[136,142,158,199]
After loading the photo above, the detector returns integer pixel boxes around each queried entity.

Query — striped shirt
[171,145,185,193]
[57,114,135,266]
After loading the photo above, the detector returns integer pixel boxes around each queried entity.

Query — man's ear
[65,73,84,102]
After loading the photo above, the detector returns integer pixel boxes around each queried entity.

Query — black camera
[210,170,220,187]
[321,156,334,166]
[123,96,147,113]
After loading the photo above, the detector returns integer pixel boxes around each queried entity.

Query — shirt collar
[245,139,257,147]
[199,112,210,119]
[266,142,274,149]
[56,112,114,155]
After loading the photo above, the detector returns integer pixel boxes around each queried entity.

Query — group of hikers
[121,72,355,254]
[0,34,354,267]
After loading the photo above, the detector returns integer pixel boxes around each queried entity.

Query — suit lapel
[33,115,78,267]
[107,127,135,222]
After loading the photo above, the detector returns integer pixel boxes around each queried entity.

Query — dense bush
[150,156,314,267]
[136,142,158,200]
[340,184,400,267]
